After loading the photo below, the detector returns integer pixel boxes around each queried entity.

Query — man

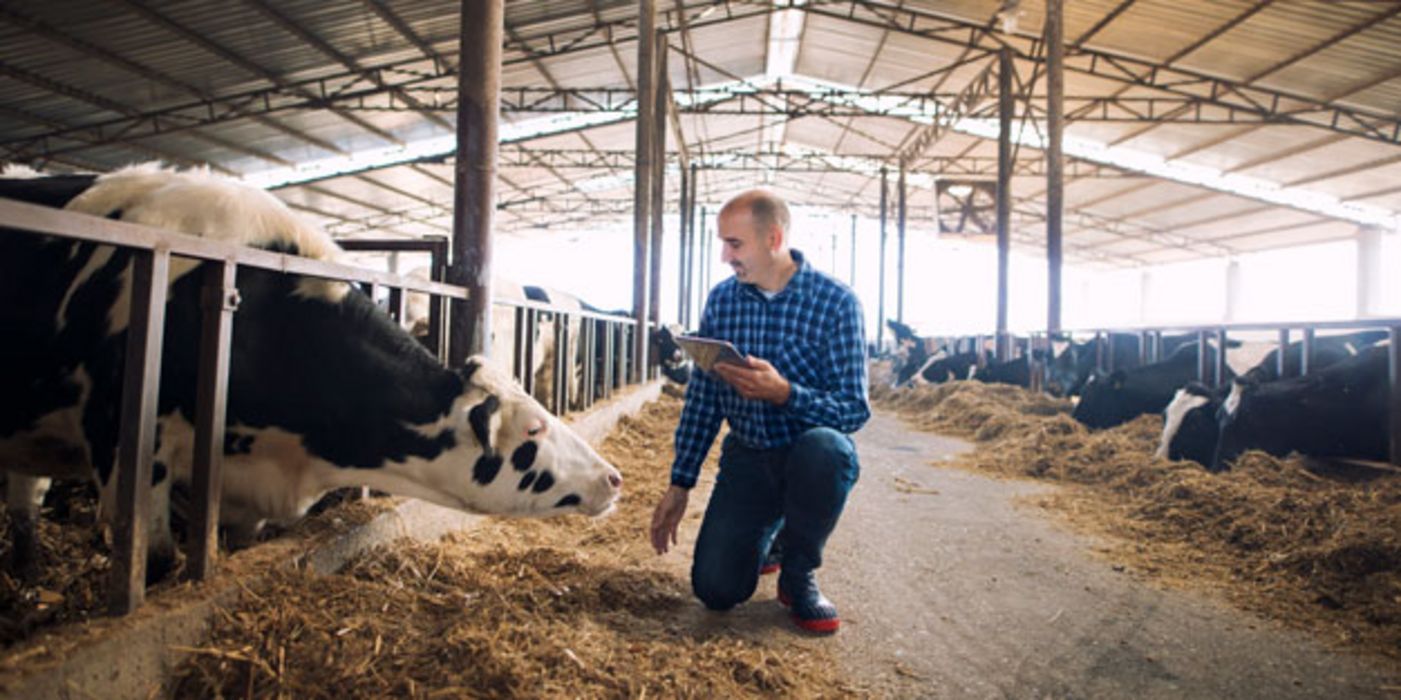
[648,189,870,633]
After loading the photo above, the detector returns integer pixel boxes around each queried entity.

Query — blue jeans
[691,427,860,611]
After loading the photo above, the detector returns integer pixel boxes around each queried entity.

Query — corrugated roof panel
[1260,19,1401,104]
[1230,135,1387,184]
[1181,1,1383,87]
[1084,0,1253,64]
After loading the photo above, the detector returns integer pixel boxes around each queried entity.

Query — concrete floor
[817,411,1401,698]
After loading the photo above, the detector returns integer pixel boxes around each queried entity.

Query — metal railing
[0,197,648,616]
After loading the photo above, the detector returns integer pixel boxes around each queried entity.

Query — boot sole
[777,589,840,633]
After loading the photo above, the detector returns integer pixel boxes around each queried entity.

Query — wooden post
[189,262,236,581]
[447,0,503,365]
[649,34,668,380]
[110,248,170,615]
[631,0,656,383]
[996,46,1013,363]
[1046,0,1064,336]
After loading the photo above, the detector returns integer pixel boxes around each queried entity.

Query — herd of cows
[885,320,1393,473]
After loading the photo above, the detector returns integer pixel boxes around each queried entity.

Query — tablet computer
[673,335,748,372]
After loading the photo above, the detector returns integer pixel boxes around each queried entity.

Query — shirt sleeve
[782,292,870,433]
[670,294,725,489]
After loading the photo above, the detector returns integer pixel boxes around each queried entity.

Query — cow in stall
[1046,332,1213,397]
[0,165,623,579]
[1157,331,1389,467]
[1072,341,1229,430]
[1211,345,1391,471]
[884,321,988,387]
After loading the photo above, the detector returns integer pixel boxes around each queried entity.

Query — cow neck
[223,269,464,469]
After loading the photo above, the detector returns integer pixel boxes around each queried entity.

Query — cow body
[1213,346,1390,471]
[1156,331,1389,467]
[0,166,622,574]
[1047,332,1206,397]
[1072,342,1227,430]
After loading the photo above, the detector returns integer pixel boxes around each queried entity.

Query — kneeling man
[648,189,870,633]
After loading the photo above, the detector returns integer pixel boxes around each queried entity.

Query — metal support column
[1215,328,1229,387]
[649,34,667,363]
[1046,0,1064,336]
[1301,327,1315,375]
[1277,328,1290,377]
[699,206,710,301]
[689,161,700,324]
[631,0,656,383]
[677,157,689,326]
[1196,329,1209,383]
[849,213,857,287]
[447,0,503,365]
[996,46,1013,362]
[877,167,888,350]
[896,160,907,324]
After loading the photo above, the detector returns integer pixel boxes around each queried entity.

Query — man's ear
[767,224,784,251]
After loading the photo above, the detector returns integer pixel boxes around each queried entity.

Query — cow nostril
[607,472,622,489]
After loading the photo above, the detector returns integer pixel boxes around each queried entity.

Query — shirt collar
[743,248,812,300]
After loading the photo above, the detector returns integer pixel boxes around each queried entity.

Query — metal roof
[2,0,1399,267]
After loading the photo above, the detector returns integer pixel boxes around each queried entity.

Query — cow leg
[5,474,51,581]
[97,461,181,584]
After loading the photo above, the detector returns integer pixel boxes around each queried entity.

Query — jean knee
[692,568,752,611]
[791,428,858,481]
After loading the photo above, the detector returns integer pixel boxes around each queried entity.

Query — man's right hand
[649,485,690,555]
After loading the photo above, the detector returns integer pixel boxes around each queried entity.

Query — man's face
[718,210,777,284]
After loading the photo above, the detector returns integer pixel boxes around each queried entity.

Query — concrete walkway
[820,411,1401,699]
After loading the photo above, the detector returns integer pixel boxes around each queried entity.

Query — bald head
[719,189,791,246]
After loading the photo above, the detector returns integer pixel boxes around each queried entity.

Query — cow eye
[526,420,546,438]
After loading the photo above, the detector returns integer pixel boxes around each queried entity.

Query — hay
[877,378,1401,660]
[171,396,857,699]
[0,480,111,647]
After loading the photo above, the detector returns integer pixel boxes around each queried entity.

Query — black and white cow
[1072,342,1227,430]
[0,165,623,577]
[1212,345,1390,471]
[1046,332,1208,397]
[1157,331,1389,467]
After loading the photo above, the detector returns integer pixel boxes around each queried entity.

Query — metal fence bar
[1196,330,1209,383]
[109,248,170,615]
[189,262,236,582]
[1276,328,1290,377]
[1301,327,1315,376]
[1214,328,1228,387]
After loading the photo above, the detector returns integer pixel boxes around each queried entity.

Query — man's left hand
[713,356,791,405]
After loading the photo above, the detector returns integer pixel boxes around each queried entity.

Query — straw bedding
[874,369,1401,660]
[168,396,854,699]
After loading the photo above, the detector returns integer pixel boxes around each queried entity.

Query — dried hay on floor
[171,395,856,699]
[0,480,112,647]
[878,377,1401,660]
[0,481,395,657]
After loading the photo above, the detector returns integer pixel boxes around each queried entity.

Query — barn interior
[2,1,1401,697]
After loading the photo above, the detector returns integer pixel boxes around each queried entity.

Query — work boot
[776,570,839,634]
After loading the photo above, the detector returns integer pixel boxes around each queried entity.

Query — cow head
[1210,378,1264,472]
[1045,340,1094,397]
[423,358,623,517]
[1155,382,1221,467]
[1070,369,1129,429]
[651,325,692,384]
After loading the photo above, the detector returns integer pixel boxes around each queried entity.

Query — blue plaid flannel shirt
[670,249,870,488]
